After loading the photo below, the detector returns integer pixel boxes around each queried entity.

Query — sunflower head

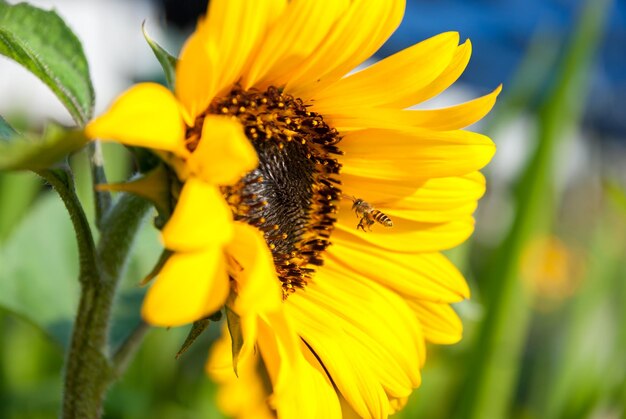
[85,0,500,417]
[213,85,342,296]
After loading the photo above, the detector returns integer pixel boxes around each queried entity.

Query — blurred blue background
[382,0,626,138]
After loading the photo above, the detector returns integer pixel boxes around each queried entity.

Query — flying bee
[345,195,393,231]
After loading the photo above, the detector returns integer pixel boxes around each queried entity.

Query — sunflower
[86,0,499,417]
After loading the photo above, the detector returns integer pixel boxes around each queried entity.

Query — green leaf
[99,164,173,219]
[139,248,171,286]
[0,1,94,125]
[142,21,177,89]
[455,1,612,418]
[225,305,244,377]
[0,171,40,242]
[0,193,80,347]
[0,123,87,171]
[604,179,626,215]
[109,221,161,349]
[0,114,16,140]
[175,318,212,359]
[0,191,161,349]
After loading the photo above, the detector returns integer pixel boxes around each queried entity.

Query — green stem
[87,141,112,230]
[62,282,112,418]
[97,194,151,282]
[38,168,99,286]
[55,189,150,418]
[455,1,611,418]
[38,168,103,417]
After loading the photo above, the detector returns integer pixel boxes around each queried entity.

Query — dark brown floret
[194,86,342,297]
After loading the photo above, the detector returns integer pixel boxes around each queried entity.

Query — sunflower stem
[59,192,151,418]
[38,167,99,286]
[87,141,112,230]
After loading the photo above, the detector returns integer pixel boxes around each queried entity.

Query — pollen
[199,85,342,297]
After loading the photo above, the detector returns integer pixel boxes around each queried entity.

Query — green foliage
[454,1,612,418]
[0,1,94,125]
[540,216,624,418]
[0,115,16,139]
[0,171,40,241]
[604,180,626,215]
[0,123,87,171]
[0,187,161,350]
[0,194,80,346]
[175,318,212,359]
[225,305,244,376]
[142,22,177,90]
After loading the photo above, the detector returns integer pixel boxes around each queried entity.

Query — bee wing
[368,199,398,210]
[341,195,399,214]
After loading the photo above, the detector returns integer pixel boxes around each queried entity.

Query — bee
[346,195,393,231]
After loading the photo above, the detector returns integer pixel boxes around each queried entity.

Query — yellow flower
[520,235,582,304]
[86,0,499,417]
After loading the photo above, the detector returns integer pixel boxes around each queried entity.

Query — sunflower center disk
[209,86,342,296]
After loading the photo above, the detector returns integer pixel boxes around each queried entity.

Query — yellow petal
[340,171,484,208]
[389,397,409,415]
[237,312,260,371]
[373,172,486,223]
[341,172,485,223]
[327,238,469,302]
[342,173,425,202]
[312,42,473,132]
[410,39,473,104]
[340,396,367,419]
[321,84,500,132]
[286,265,424,418]
[142,248,229,326]
[205,0,281,98]
[242,0,349,89]
[86,83,186,154]
[289,0,406,99]
[408,300,464,344]
[175,18,216,123]
[228,222,282,315]
[312,32,459,111]
[256,311,298,380]
[161,178,233,251]
[257,313,342,419]
[188,116,258,185]
[334,212,476,253]
[339,128,495,181]
[402,84,502,130]
[206,329,234,381]
[322,107,418,132]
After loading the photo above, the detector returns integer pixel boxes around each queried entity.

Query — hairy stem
[62,282,114,418]
[38,168,98,286]
[53,186,151,419]
[87,141,112,230]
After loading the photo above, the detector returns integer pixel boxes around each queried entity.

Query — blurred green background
[1,0,625,418]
